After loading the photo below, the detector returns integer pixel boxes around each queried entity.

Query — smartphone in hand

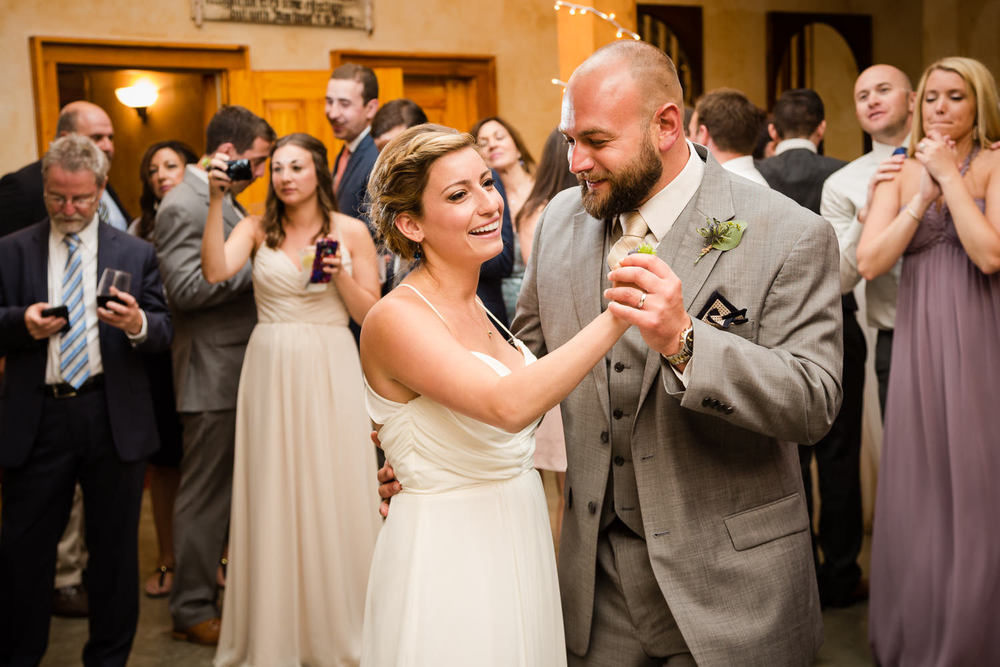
[309,239,339,284]
[40,305,70,334]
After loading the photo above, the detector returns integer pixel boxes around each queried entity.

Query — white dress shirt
[774,137,818,155]
[615,141,705,384]
[820,139,903,330]
[45,217,147,384]
[720,155,769,187]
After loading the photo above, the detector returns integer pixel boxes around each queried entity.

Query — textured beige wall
[0,0,563,170]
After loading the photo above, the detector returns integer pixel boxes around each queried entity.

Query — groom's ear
[653,101,683,153]
[395,213,424,245]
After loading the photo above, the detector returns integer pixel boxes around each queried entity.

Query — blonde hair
[910,56,1000,154]
[367,124,475,260]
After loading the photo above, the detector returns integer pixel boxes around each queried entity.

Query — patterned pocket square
[696,290,749,330]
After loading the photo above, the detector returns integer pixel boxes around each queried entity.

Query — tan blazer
[513,146,842,665]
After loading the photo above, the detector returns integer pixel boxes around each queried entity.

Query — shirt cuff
[127,310,148,346]
[667,355,692,388]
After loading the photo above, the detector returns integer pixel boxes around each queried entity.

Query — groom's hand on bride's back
[371,430,401,517]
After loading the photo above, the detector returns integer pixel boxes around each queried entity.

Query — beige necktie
[607,210,650,270]
[333,147,351,193]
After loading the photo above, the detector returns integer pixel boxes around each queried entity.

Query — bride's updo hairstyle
[367,124,475,261]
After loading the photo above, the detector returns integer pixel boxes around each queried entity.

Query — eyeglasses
[43,193,99,209]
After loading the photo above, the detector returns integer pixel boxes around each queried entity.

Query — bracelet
[904,207,922,223]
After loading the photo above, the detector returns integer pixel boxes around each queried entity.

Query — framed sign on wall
[191,0,372,32]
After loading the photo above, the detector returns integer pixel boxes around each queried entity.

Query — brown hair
[516,128,577,230]
[136,140,197,240]
[260,133,338,249]
[367,124,475,260]
[470,116,536,174]
[205,105,276,155]
[694,88,766,155]
[330,63,379,105]
[909,56,1000,154]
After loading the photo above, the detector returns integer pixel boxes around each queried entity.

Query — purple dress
[869,150,1000,665]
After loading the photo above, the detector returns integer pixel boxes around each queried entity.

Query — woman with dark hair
[858,57,1000,665]
[201,133,381,665]
[471,116,536,322]
[514,127,578,541]
[130,140,197,598]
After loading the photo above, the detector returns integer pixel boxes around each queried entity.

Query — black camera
[225,159,253,181]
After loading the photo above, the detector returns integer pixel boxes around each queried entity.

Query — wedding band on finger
[637,291,647,310]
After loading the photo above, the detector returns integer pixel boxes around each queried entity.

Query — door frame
[329,50,497,118]
[29,36,249,155]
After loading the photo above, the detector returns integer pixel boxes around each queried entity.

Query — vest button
[614,455,625,466]
[600,430,609,444]
[614,361,625,372]
[702,396,712,406]
[613,408,623,419]
[587,501,597,514]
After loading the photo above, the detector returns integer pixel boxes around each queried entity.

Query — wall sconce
[115,81,158,122]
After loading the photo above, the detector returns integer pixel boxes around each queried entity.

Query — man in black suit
[0,101,131,238]
[325,63,380,230]
[758,89,867,608]
[0,134,171,665]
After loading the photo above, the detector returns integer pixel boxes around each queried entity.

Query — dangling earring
[413,243,423,260]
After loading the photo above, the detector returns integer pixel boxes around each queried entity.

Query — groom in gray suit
[513,42,842,665]
[154,106,275,644]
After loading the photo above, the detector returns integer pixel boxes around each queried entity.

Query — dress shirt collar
[346,125,371,154]
[774,137,818,155]
[49,214,100,251]
[871,134,910,159]
[630,140,705,242]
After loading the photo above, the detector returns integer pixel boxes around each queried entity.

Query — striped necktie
[60,233,91,389]
[607,210,650,270]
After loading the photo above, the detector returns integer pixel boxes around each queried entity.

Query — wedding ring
[637,291,647,310]
[918,140,927,151]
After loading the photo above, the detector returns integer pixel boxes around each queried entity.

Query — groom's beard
[578,135,662,220]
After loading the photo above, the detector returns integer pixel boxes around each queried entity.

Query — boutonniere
[695,217,746,264]
[628,242,657,257]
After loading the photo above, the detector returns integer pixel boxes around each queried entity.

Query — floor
[41,471,874,666]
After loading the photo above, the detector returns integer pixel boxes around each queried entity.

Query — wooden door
[229,68,403,213]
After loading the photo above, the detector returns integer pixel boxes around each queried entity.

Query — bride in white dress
[359,126,630,666]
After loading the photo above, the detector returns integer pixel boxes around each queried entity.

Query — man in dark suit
[325,63,380,229]
[0,134,172,666]
[0,101,131,238]
[1,100,133,619]
[758,88,867,608]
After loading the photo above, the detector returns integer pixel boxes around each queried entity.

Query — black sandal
[144,565,174,599]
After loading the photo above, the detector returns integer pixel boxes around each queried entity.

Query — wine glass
[97,268,132,309]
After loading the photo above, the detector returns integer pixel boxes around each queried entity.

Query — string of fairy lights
[551,2,641,87]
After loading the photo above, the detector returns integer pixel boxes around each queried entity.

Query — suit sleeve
[479,171,514,281]
[667,215,844,445]
[153,195,253,312]
[135,243,172,353]
[510,199,548,359]
[820,177,863,294]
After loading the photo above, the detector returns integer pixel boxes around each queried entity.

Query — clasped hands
[24,286,143,340]
[605,252,692,359]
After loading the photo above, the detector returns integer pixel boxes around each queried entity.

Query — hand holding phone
[309,239,339,284]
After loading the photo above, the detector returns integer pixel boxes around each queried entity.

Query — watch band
[664,324,694,366]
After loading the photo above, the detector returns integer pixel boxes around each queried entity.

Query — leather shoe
[52,584,88,618]
[822,577,869,608]
[172,617,221,645]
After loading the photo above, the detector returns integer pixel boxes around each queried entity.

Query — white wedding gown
[360,284,566,666]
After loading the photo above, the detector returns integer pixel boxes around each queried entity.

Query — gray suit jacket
[513,146,842,665]
[153,169,256,413]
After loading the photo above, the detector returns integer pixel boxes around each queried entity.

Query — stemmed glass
[97,268,132,308]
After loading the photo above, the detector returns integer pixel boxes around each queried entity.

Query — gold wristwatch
[664,324,694,366]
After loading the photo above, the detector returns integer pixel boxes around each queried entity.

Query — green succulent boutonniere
[695,217,746,264]
[629,242,657,256]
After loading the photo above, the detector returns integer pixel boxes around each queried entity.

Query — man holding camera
[153,105,275,645]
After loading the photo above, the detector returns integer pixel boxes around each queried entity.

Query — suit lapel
[637,149,738,408]
[570,207,611,417]
[30,221,51,304]
[96,221,117,346]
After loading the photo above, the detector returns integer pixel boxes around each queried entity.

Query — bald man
[0,101,130,238]
[821,64,914,413]
[513,41,841,665]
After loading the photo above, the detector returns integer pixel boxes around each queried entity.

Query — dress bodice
[251,244,351,325]
[365,286,541,494]
[906,147,985,256]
